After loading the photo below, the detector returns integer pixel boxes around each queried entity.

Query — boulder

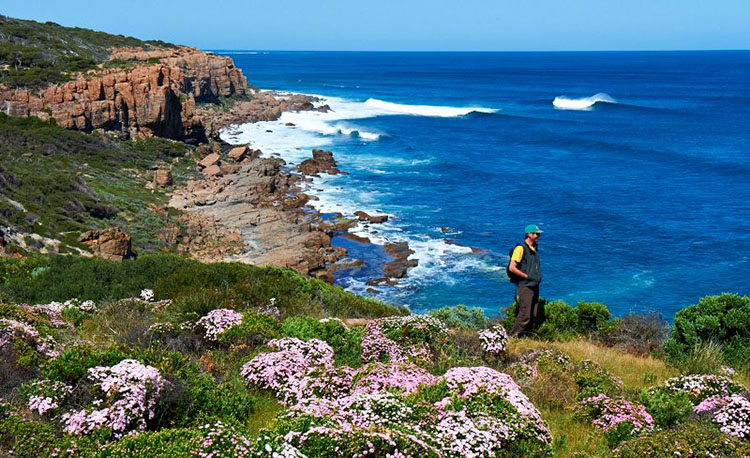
[228,145,249,162]
[203,164,222,177]
[198,152,221,169]
[154,169,173,187]
[383,242,418,278]
[77,228,135,261]
[354,211,388,224]
[297,149,341,176]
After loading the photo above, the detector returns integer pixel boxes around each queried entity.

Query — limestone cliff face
[0,46,248,140]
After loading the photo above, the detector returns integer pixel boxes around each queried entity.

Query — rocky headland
[0,46,319,142]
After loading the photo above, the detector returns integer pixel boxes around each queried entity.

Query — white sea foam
[364,98,498,117]
[552,93,617,111]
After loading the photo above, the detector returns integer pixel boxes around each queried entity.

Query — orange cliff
[0,46,248,141]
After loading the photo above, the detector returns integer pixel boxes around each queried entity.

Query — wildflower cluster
[477,324,508,355]
[443,366,546,427]
[579,393,654,440]
[662,374,743,404]
[62,359,167,437]
[197,308,244,341]
[361,319,406,364]
[352,362,438,395]
[0,318,59,358]
[197,421,254,458]
[242,333,551,456]
[361,315,447,365]
[693,393,750,439]
[26,379,72,416]
[240,338,335,404]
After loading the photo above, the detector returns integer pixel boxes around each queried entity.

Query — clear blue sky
[3,0,749,51]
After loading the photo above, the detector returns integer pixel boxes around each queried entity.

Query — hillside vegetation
[0,15,172,88]
[0,254,748,457]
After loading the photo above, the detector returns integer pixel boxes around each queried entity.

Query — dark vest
[518,241,542,287]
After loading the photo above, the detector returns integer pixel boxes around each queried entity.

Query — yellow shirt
[511,244,536,263]
[511,245,524,263]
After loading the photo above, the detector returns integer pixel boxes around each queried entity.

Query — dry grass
[508,337,678,390]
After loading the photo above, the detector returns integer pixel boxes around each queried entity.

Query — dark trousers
[511,284,540,336]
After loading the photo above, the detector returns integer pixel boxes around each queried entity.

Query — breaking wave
[553,93,617,111]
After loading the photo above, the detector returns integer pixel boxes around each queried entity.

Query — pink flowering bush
[361,315,447,366]
[197,308,244,342]
[61,359,167,437]
[442,366,548,429]
[578,393,654,444]
[241,327,551,457]
[693,393,750,439]
[662,374,743,404]
[352,362,438,396]
[240,338,335,404]
[23,379,72,416]
[361,319,406,364]
[0,318,59,358]
[477,324,508,355]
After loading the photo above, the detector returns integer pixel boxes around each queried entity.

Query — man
[508,224,543,336]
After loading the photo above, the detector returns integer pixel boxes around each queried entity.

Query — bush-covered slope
[0,254,405,319]
[0,113,198,252]
[0,15,173,88]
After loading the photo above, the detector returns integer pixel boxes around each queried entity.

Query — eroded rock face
[0,46,247,140]
[77,228,135,261]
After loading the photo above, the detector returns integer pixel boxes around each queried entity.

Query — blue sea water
[217,51,750,319]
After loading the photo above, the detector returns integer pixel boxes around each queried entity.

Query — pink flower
[197,308,243,341]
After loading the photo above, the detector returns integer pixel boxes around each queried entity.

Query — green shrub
[573,360,623,400]
[535,300,577,340]
[98,428,202,457]
[0,415,57,457]
[0,414,103,457]
[664,293,750,370]
[613,423,750,458]
[639,387,692,428]
[43,344,131,383]
[574,301,611,333]
[427,304,488,330]
[218,311,281,347]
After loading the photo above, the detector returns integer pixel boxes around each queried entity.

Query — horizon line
[205,48,750,53]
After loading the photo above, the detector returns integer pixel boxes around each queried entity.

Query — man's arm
[508,261,528,280]
[508,245,528,279]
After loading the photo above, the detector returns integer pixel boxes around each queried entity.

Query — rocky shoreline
[167,114,419,287]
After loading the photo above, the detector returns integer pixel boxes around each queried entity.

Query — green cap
[524,224,543,234]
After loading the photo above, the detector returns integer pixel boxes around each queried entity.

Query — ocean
[216,51,750,319]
